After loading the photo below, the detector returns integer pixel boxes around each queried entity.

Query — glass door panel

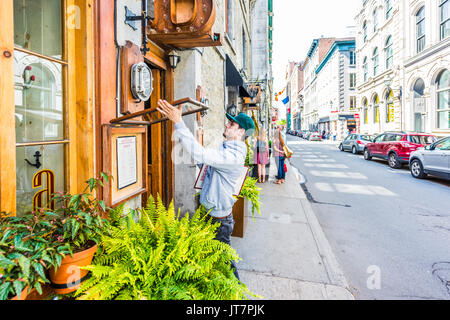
[13,0,62,59]
[16,144,65,214]
[15,53,64,143]
[14,0,66,216]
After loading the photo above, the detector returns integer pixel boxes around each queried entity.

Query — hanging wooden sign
[148,0,222,48]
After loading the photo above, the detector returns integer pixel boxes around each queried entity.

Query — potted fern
[46,174,111,294]
[0,211,69,300]
[231,176,261,238]
[71,197,259,300]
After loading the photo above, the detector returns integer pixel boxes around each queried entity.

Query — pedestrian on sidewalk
[273,125,286,184]
[253,129,269,183]
[156,99,255,281]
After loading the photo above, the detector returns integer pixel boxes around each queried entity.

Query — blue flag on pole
[282,96,290,105]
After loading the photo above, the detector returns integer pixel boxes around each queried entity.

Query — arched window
[385,90,394,123]
[373,94,380,123]
[363,21,368,43]
[436,69,450,129]
[373,8,378,32]
[386,0,393,19]
[363,56,368,82]
[413,78,426,132]
[385,36,393,69]
[372,48,379,76]
[416,6,426,53]
[440,0,449,40]
[363,98,368,124]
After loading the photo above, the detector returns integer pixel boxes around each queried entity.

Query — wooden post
[0,0,16,215]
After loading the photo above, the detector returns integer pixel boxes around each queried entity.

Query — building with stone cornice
[355,0,404,136]
[402,0,449,136]
[355,0,449,136]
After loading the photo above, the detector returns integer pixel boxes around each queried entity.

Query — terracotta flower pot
[49,243,98,294]
[10,285,29,300]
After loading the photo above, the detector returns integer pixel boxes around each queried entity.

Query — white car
[309,132,322,141]
[409,136,450,180]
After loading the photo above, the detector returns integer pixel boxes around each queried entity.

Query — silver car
[339,133,374,154]
[409,136,450,180]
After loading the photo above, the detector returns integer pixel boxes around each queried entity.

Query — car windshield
[408,135,436,145]
[360,135,373,141]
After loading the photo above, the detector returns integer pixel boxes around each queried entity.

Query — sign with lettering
[117,136,138,189]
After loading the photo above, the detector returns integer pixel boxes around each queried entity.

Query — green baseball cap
[226,112,255,134]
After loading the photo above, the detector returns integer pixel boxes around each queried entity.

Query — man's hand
[157,99,183,124]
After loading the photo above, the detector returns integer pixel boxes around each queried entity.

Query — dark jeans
[276,156,286,180]
[209,214,240,281]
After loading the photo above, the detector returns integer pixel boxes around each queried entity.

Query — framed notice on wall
[116,136,138,189]
[102,125,147,207]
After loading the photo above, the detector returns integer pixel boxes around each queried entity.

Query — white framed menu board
[102,125,147,207]
[116,136,138,189]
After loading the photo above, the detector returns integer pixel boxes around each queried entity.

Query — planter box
[231,197,248,238]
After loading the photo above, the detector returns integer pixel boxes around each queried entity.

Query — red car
[363,132,437,169]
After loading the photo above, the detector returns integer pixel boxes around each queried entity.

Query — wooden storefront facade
[0,0,219,218]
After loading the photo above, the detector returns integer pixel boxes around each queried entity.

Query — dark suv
[363,132,437,169]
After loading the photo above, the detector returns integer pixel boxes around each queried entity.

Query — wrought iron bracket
[124,1,154,55]
[25,151,42,169]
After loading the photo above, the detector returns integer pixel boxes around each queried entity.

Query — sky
[272,0,361,114]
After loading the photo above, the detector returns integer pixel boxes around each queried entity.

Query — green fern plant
[238,177,262,219]
[73,196,260,300]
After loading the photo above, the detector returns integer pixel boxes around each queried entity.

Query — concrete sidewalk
[231,155,354,300]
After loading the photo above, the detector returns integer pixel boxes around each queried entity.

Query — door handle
[25,151,42,169]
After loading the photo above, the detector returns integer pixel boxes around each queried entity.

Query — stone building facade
[173,0,272,215]
[355,0,449,137]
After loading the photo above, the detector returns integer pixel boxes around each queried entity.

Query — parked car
[304,131,312,140]
[409,136,450,180]
[363,132,437,169]
[339,133,375,154]
[309,132,322,141]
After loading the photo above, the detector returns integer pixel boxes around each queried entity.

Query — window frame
[373,94,380,123]
[416,6,426,53]
[13,0,70,215]
[440,0,449,40]
[386,0,393,19]
[436,69,450,130]
[385,35,393,69]
[372,47,379,76]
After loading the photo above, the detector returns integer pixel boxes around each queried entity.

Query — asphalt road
[286,134,450,300]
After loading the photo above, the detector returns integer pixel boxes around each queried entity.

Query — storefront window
[385,90,394,123]
[14,0,66,215]
[373,95,380,123]
[437,69,450,129]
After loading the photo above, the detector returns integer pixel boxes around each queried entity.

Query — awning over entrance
[338,114,355,120]
[318,116,330,124]
[226,55,251,97]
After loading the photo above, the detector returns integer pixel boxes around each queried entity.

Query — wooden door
[143,65,173,207]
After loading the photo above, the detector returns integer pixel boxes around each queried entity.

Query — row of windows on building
[362,0,449,53]
[359,69,450,129]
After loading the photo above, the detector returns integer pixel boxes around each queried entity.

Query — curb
[286,159,354,298]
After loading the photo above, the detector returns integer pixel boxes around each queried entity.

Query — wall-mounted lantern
[168,51,181,69]
[227,103,238,117]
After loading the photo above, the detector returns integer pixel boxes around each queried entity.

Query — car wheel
[363,148,372,160]
[339,144,344,151]
[352,146,357,154]
[410,159,427,179]
[388,152,402,169]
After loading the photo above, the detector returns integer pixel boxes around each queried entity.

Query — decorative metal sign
[32,169,55,211]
